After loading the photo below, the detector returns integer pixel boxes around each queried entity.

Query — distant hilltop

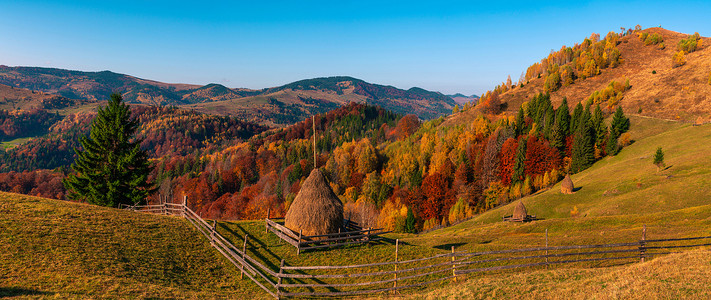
[0,66,456,126]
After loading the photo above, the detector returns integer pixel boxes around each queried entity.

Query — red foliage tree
[524,135,561,178]
[421,173,449,220]
[498,138,518,186]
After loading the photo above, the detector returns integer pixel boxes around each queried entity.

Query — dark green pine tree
[512,136,527,184]
[555,97,571,136]
[606,129,620,156]
[514,106,526,137]
[610,106,630,138]
[570,102,584,135]
[543,106,555,139]
[591,105,607,150]
[570,113,596,174]
[63,93,153,207]
[550,119,566,155]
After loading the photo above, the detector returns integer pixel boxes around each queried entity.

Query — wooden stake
[545,228,549,266]
[265,208,271,233]
[277,259,284,299]
[241,234,248,279]
[641,224,647,263]
[297,230,303,255]
[394,239,399,289]
[313,115,317,168]
[451,246,456,282]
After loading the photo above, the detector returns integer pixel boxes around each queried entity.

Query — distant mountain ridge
[447,93,479,105]
[0,66,456,126]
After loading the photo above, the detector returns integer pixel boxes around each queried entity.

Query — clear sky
[1,1,710,96]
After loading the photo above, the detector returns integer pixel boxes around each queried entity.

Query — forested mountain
[0,67,456,125]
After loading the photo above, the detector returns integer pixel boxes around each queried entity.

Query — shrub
[672,50,687,68]
[643,33,663,46]
[678,32,701,53]
[652,70,656,74]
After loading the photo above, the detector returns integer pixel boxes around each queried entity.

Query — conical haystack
[512,201,527,220]
[561,174,574,194]
[285,169,343,237]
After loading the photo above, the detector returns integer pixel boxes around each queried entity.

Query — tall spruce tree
[512,136,527,184]
[64,93,153,207]
[514,106,526,137]
[591,105,607,150]
[556,97,571,136]
[570,112,595,174]
[610,106,630,138]
[570,102,584,134]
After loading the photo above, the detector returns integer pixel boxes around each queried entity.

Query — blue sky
[1,1,710,95]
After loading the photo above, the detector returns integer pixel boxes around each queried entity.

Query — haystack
[512,201,527,220]
[285,169,343,237]
[561,174,574,194]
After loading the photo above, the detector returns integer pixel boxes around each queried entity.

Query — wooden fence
[125,201,711,299]
[265,217,389,255]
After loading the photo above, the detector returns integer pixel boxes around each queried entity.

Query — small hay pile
[561,174,575,194]
[512,201,527,220]
[285,169,343,237]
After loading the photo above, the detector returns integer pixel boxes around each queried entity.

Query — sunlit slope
[0,193,267,299]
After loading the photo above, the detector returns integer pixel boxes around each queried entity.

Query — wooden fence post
[640,224,647,263]
[297,230,302,255]
[265,208,270,233]
[241,234,248,280]
[451,246,456,282]
[183,196,187,218]
[545,228,549,267]
[393,239,399,290]
[277,259,284,299]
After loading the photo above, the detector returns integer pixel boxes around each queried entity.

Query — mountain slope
[0,192,267,299]
[502,28,711,120]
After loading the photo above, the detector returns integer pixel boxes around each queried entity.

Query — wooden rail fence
[265,217,389,255]
[125,201,711,299]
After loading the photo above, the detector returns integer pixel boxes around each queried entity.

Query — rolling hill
[0,66,457,126]
[449,28,711,127]
[3,116,710,298]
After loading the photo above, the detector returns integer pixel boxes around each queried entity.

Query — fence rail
[125,201,711,299]
[265,217,389,254]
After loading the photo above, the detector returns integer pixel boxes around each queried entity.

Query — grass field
[1,137,34,150]
[2,116,710,298]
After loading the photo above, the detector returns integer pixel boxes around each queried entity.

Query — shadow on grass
[0,287,52,297]
[433,242,466,250]
[573,187,583,192]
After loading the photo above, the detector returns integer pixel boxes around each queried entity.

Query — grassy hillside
[404,249,711,299]
[0,192,268,299]
[2,115,709,298]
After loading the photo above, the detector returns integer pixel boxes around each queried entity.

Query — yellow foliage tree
[672,50,687,68]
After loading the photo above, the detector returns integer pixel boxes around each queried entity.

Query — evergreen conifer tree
[556,97,571,136]
[570,102,584,134]
[606,130,620,156]
[404,207,417,233]
[550,119,566,155]
[611,106,630,137]
[591,105,607,149]
[570,113,595,174]
[63,93,153,207]
[512,136,527,184]
[514,106,526,137]
[653,147,665,170]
